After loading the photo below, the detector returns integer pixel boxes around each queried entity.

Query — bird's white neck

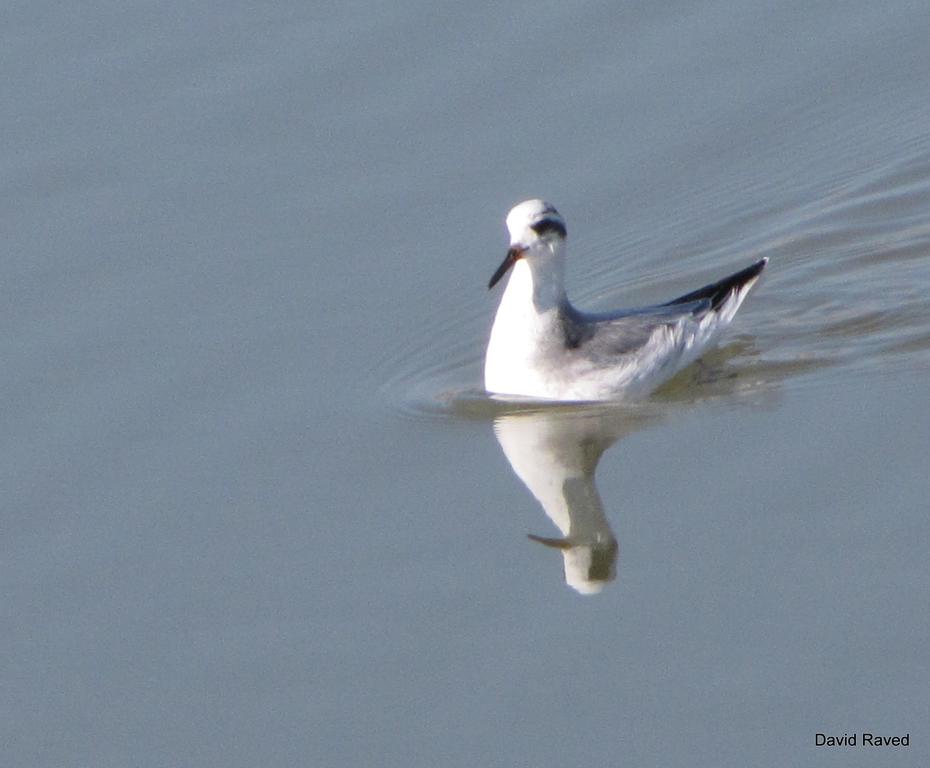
[501,242,568,315]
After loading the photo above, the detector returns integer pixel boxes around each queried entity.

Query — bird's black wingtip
[663,257,769,310]
[743,256,768,281]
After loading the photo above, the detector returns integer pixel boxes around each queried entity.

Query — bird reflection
[493,405,656,595]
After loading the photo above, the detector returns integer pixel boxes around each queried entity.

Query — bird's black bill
[488,246,524,289]
[527,533,573,550]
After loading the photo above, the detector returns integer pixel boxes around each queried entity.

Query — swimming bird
[485,199,767,401]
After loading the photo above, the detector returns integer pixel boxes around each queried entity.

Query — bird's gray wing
[564,256,769,359]
[563,299,711,358]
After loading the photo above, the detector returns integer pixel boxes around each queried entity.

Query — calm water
[4,1,930,766]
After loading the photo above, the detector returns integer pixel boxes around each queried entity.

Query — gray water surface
[4,1,930,767]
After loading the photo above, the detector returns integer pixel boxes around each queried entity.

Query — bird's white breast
[484,260,560,398]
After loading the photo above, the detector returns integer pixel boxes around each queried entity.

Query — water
[4,1,929,766]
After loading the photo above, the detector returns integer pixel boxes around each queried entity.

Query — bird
[484,199,767,401]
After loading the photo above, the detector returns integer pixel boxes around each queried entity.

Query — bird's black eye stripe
[530,217,567,238]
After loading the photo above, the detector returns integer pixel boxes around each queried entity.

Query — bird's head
[489,199,567,289]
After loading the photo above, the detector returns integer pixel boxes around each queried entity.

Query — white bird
[485,199,767,401]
